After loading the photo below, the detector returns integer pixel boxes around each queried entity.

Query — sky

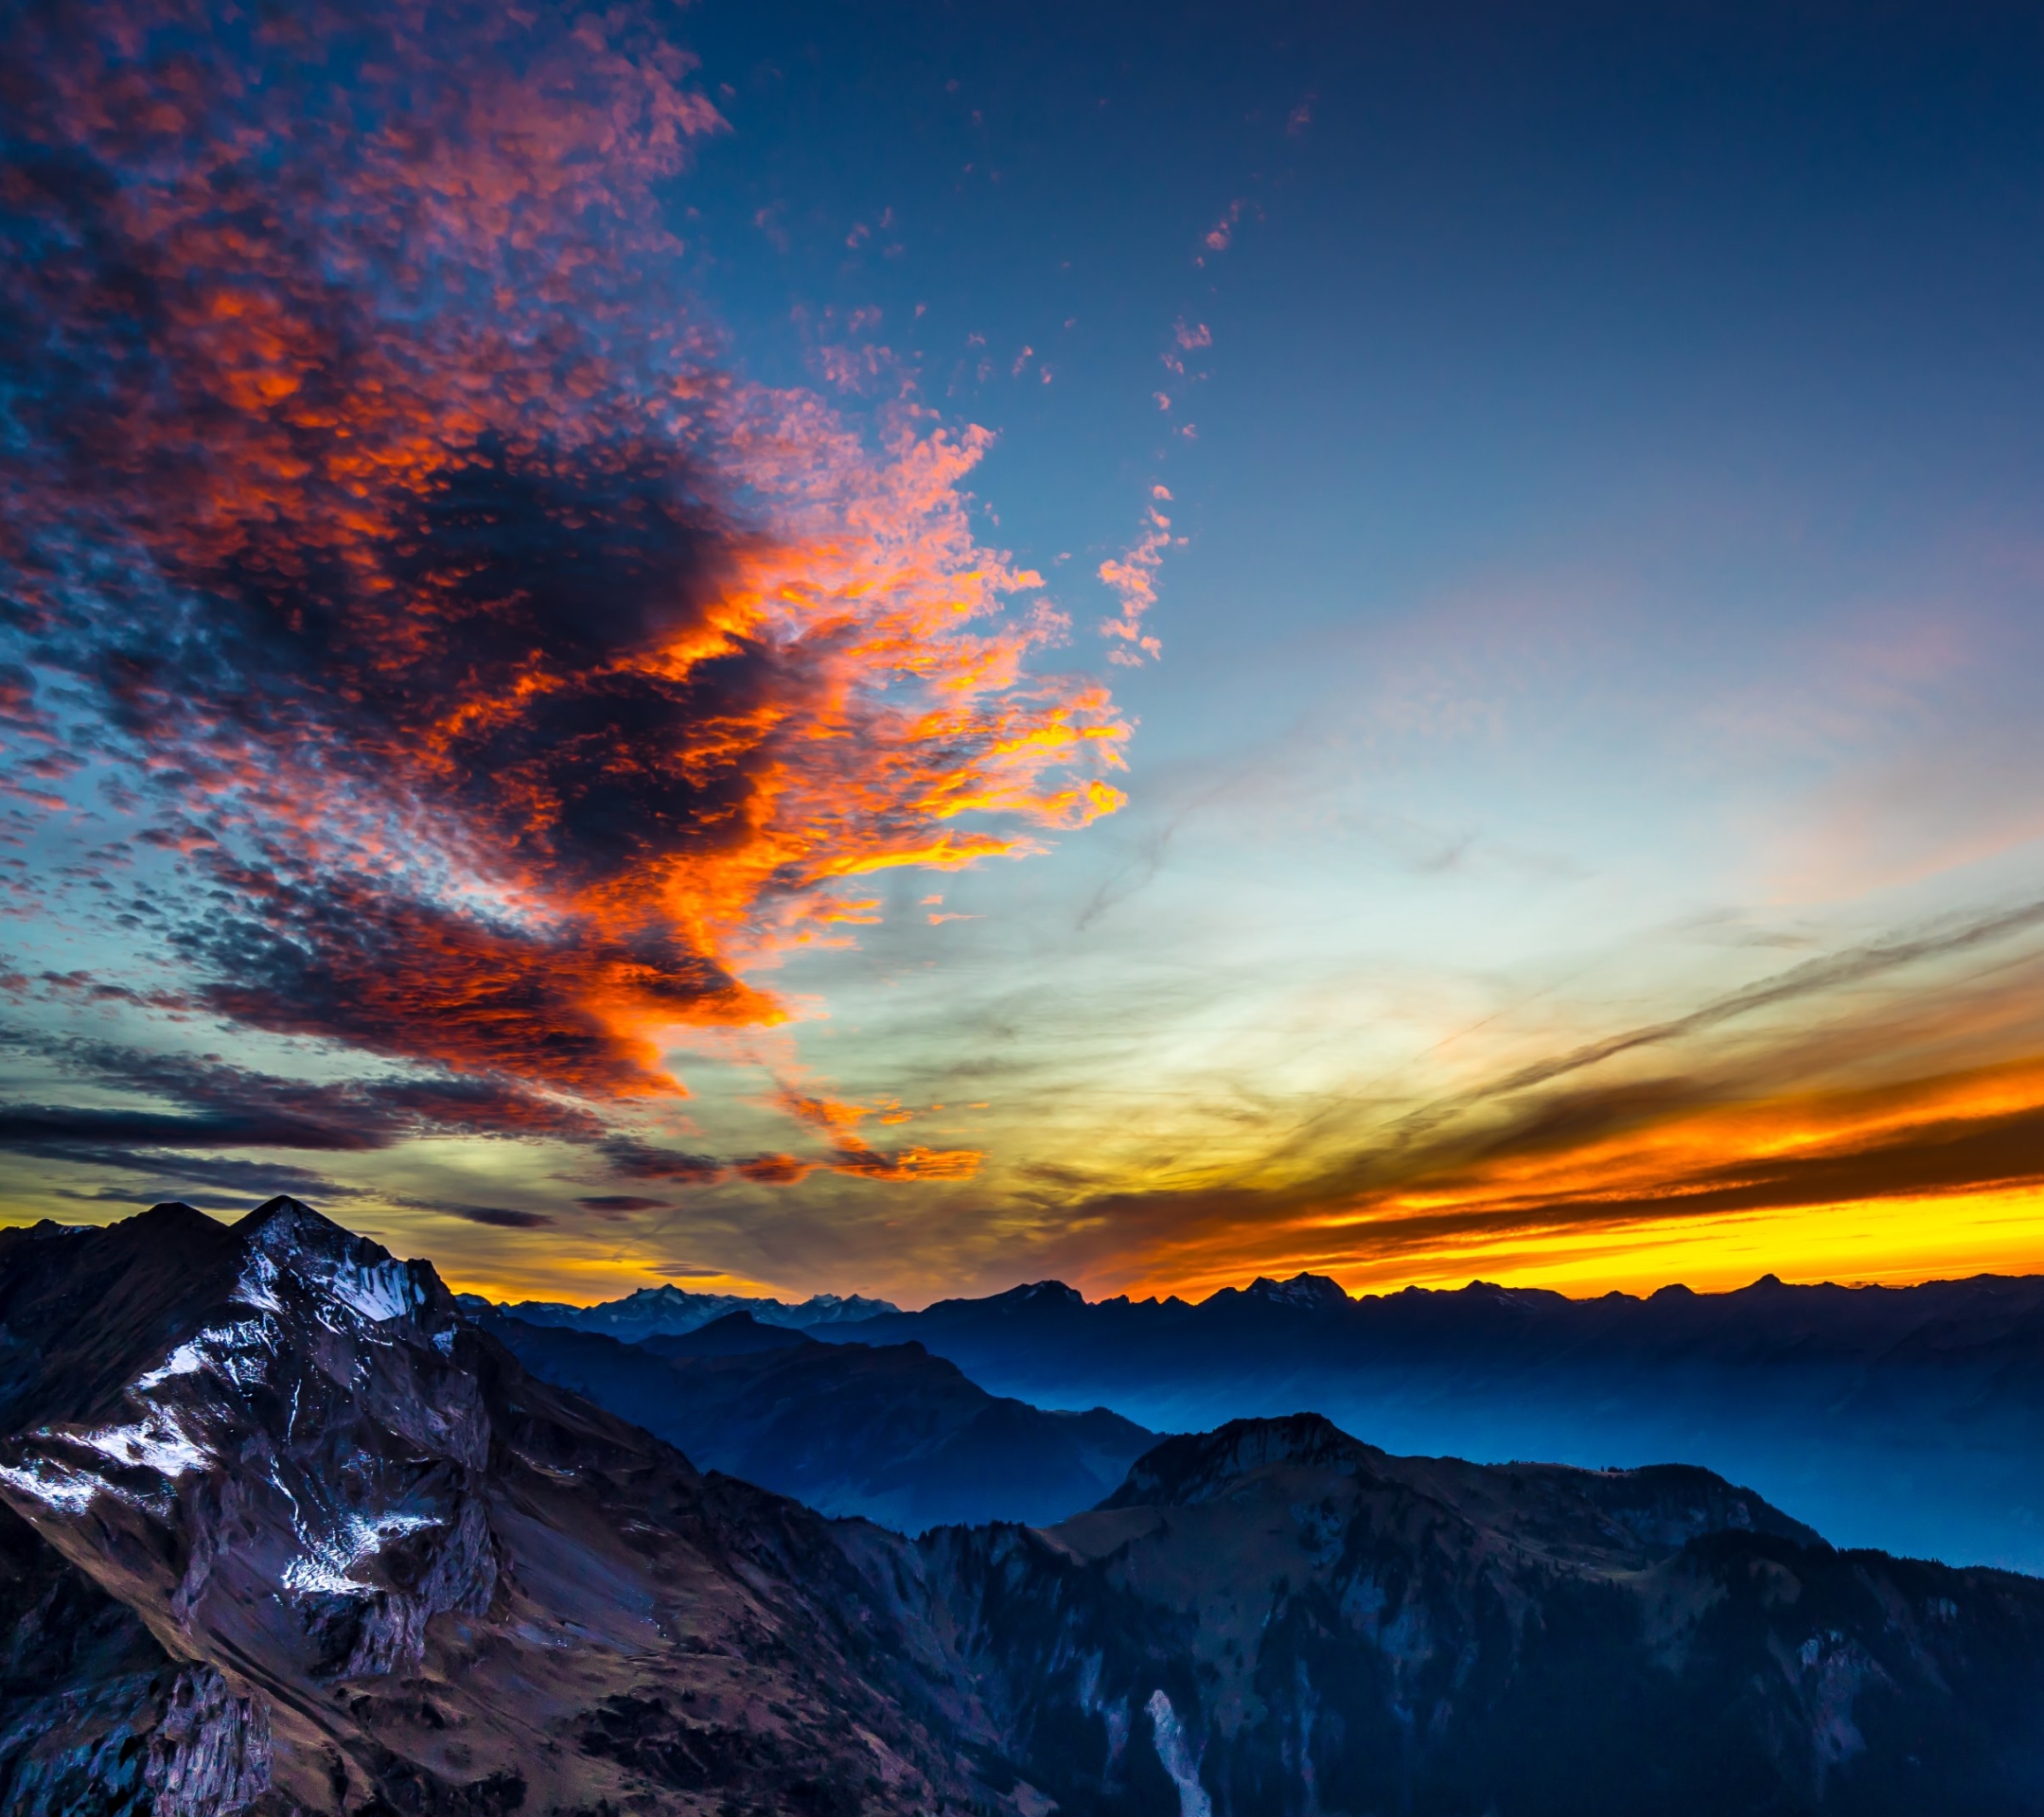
[4,0,2044,1307]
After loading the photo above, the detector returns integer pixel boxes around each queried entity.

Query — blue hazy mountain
[480,1308,1156,1531]
[815,1270,2044,1571]
[466,1279,900,1342]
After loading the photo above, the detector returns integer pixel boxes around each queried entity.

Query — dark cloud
[180,867,758,1100]
[0,1105,371,1152]
[0,1036,601,1185]
[411,1203,556,1231]
[574,1195,672,1212]
[600,1138,727,1184]
[46,1152,359,1202]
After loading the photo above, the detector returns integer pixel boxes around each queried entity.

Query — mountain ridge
[466,1280,900,1343]
[0,1198,977,1814]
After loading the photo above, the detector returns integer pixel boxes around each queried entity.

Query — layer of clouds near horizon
[0,1,1127,1201]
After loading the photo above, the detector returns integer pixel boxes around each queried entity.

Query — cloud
[1476,897,2044,1104]
[415,1203,556,1230]
[733,1154,816,1185]
[48,1154,361,1204]
[600,1138,727,1183]
[0,1106,369,1153]
[1201,201,1242,256]
[0,1036,611,1212]
[0,0,1129,1163]
[775,1088,981,1181]
[574,1194,672,1213]
[1099,491,1175,667]
[1004,912,2044,1297]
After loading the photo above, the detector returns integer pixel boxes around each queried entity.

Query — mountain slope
[0,1199,973,1815]
[882,1414,2044,1817]
[820,1269,2044,1568]
[485,1311,1157,1531]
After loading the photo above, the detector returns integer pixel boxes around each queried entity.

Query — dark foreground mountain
[819,1270,2044,1570]
[481,1310,1156,1530]
[7,1204,2044,1814]
[0,1201,970,1814]
[472,1282,899,1343]
[895,1414,2044,1817]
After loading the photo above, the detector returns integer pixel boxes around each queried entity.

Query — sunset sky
[5,0,2044,1306]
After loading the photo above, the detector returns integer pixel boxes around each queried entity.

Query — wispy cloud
[1001,908,2044,1298]
[1099,486,1176,667]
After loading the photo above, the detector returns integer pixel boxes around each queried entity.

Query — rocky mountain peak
[1005,1279,1085,1309]
[0,1205,983,1812]
[233,1193,444,1331]
[0,1204,493,1697]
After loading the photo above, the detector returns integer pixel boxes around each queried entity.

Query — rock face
[6,1205,2044,1815]
[0,1492,270,1817]
[0,1199,972,1814]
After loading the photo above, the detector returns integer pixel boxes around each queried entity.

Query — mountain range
[4,1203,2044,1812]
[477,1283,900,1343]
[790,1268,2044,1572]
[474,1308,1156,1530]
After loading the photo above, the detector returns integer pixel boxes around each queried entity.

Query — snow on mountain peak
[238,1195,425,1328]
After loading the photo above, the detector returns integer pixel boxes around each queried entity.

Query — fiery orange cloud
[0,0,1128,1166]
[776,1089,981,1182]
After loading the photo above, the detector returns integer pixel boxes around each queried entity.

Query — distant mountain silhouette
[819,1268,2044,1570]
[643,1306,816,1355]
[483,1309,1156,1530]
[461,1279,898,1342]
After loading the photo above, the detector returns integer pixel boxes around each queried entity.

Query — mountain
[0,1199,972,1814]
[463,1281,899,1343]
[815,1269,2044,1570]
[482,1309,1158,1530]
[8,1202,2044,1813]
[891,1414,2044,1817]
[644,1308,817,1356]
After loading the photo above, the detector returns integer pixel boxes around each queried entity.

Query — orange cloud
[0,0,1128,1170]
[776,1088,982,1182]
